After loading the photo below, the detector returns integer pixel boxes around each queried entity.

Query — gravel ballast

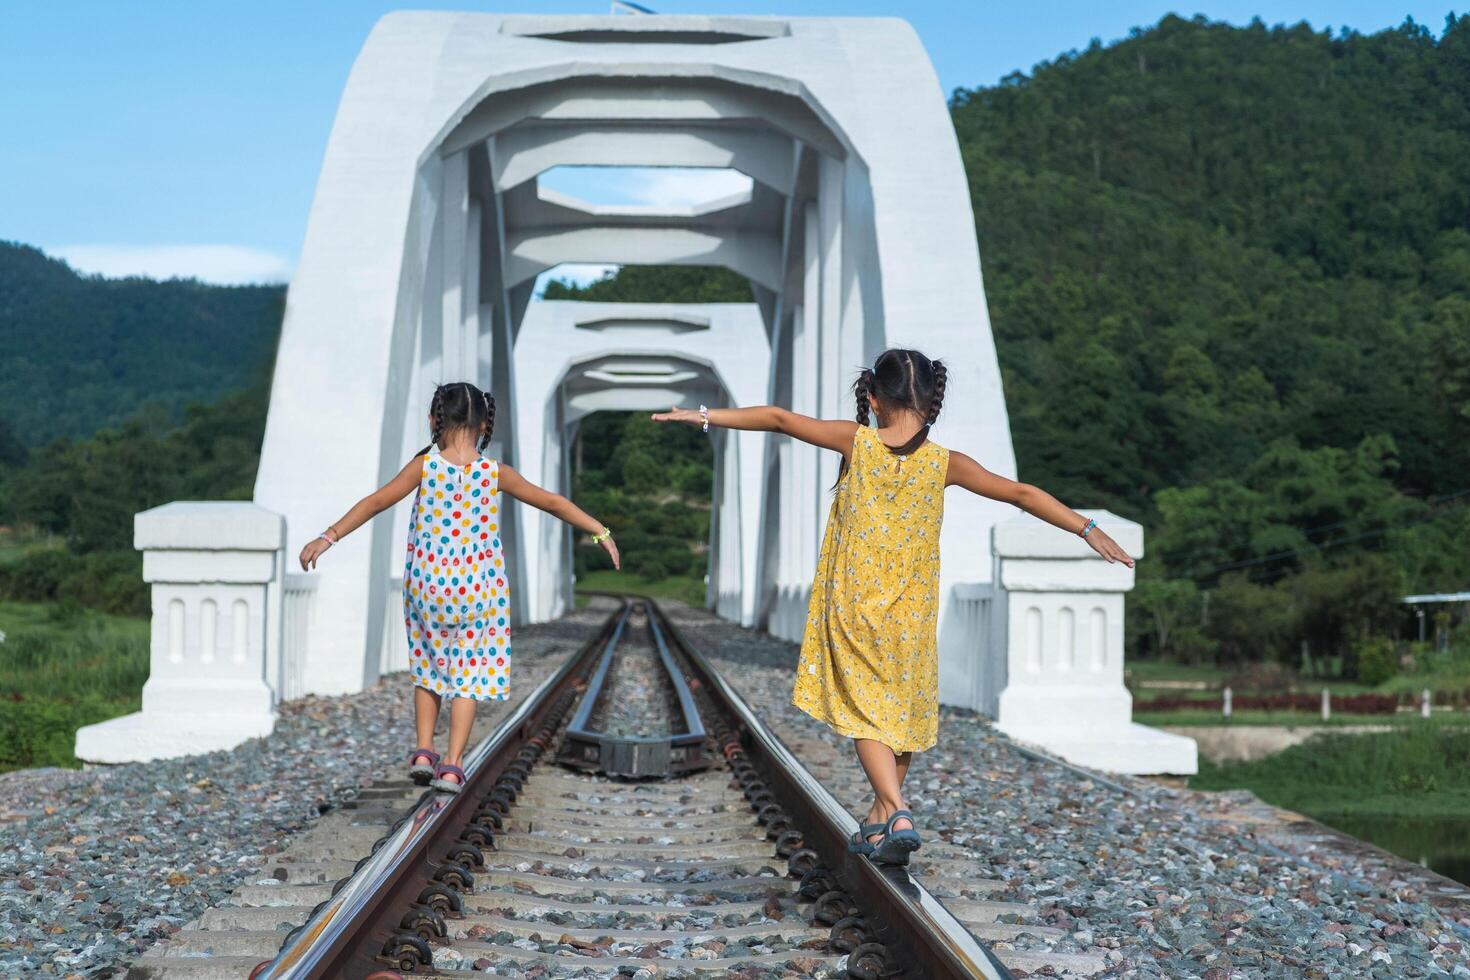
[0,601,614,978]
[664,601,1470,980]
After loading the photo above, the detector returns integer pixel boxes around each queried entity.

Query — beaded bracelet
[320,527,339,545]
[698,404,710,433]
[1078,518,1097,539]
[591,527,613,544]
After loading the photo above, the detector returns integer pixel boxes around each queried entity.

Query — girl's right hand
[600,535,622,571]
[650,407,703,427]
[1085,527,1135,568]
[299,537,331,571]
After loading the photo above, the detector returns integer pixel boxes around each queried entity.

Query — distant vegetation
[0,384,268,616]
[542,264,752,304]
[570,411,714,607]
[0,242,283,445]
[1192,724,1470,819]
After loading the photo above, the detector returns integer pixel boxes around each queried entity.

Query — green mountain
[952,13,1470,516]
[0,241,284,446]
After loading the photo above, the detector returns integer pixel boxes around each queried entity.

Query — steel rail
[559,598,707,776]
[648,600,1016,980]
[252,600,630,980]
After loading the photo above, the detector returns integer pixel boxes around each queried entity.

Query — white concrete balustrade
[75,502,286,764]
[990,511,1198,775]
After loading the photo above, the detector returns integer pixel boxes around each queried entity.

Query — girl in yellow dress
[654,349,1134,864]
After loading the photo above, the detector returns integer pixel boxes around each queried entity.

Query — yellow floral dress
[791,426,948,753]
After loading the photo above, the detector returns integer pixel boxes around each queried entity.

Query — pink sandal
[430,763,466,795]
[408,748,440,786]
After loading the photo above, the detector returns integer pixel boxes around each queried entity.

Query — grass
[0,600,150,772]
[575,570,707,608]
[1190,722,1470,820]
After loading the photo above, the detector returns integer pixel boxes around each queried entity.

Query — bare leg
[414,687,442,753]
[442,697,478,778]
[855,738,914,842]
[895,751,913,793]
[859,744,915,838]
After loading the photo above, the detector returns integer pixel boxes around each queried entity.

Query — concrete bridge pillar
[75,503,284,763]
[991,511,1198,775]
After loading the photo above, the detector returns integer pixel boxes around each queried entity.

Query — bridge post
[74,502,284,764]
[991,510,1197,775]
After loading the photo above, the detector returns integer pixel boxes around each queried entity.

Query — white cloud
[627,168,751,207]
[539,166,753,209]
[49,244,294,285]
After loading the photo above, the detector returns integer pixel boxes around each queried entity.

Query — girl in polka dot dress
[299,382,619,793]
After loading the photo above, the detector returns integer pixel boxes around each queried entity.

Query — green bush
[0,548,147,616]
[1356,635,1399,686]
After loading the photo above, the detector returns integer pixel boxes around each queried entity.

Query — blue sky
[1,1,1457,284]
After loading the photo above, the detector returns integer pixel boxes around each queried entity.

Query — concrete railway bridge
[76,12,1195,777]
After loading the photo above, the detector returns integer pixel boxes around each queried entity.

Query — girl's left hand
[1086,528,1135,568]
[650,407,703,427]
[599,535,621,570]
[299,537,331,571]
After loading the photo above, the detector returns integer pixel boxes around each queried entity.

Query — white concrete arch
[513,301,770,626]
[255,12,1017,714]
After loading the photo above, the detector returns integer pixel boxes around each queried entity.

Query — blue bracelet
[1079,519,1097,538]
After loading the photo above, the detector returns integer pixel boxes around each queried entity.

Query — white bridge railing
[381,576,409,676]
[281,573,319,702]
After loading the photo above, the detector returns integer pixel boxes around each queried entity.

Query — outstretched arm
[498,463,621,570]
[298,455,424,570]
[651,406,859,459]
[946,452,1135,567]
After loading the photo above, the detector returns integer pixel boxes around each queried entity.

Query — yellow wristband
[591,527,612,544]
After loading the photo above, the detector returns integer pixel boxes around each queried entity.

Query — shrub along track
[129,597,1094,979]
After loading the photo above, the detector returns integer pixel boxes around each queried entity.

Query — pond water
[1322,814,1470,887]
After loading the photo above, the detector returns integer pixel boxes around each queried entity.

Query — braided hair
[416,381,496,458]
[478,390,497,453]
[838,350,947,481]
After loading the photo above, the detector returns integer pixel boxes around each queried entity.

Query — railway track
[130,596,1086,980]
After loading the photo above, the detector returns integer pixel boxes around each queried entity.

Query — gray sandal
[848,822,886,857]
[872,809,922,866]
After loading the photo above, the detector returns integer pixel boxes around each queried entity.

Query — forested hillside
[0,242,283,445]
[954,13,1470,511]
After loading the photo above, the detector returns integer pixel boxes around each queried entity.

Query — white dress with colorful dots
[403,451,511,701]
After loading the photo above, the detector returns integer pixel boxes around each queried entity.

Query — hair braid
[415,384,447,457]
[479,390,496,452]
[853,368,875,426]
[927,360,947,424]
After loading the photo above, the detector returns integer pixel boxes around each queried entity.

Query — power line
[1182,489,1470,581]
